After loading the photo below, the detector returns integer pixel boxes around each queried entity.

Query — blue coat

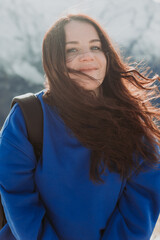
[0,90,160,240]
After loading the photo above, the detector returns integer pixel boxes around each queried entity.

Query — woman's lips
[79,68,98,72]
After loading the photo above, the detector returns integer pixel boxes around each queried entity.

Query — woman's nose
[78,51,94,62]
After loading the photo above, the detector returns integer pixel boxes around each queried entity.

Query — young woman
[0,13,160,240]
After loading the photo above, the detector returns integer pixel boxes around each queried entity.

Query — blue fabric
[0,90,160,240]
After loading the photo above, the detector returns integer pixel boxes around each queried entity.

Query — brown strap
[11,93,43,159]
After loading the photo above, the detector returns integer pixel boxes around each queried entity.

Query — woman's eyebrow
[66,39,101,45]
[90,39,101,43]
[66,41,79,45]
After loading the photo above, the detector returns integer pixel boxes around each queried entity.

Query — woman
[0,13,160,240]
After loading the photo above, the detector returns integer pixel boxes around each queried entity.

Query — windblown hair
[42,13,160,183]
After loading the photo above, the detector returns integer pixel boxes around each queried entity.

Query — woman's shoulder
[1,89,45,133]
[0,102,35,161]
[0,90,46,153]
[0,102,26,138]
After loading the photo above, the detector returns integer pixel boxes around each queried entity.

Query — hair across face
[42,14,112,94]
[64,20,107,95]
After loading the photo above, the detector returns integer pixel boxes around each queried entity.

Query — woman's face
[64,20,107,94]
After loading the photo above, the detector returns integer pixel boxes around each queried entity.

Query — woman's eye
[66,48,78,53]
[91,46,102,51]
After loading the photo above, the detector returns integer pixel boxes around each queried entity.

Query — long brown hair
[42,13,160,183]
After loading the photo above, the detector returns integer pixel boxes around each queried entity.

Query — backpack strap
[11,93,43,160]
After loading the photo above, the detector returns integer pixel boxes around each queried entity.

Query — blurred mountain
[0,0,160,126]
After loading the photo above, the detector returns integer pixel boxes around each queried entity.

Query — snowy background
[0,0,160,238]
[0,0,160,126]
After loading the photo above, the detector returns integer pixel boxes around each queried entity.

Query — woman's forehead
[64,20,100,43]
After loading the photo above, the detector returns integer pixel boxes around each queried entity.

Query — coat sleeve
[0,104,59,240]
[101,155,160,240]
